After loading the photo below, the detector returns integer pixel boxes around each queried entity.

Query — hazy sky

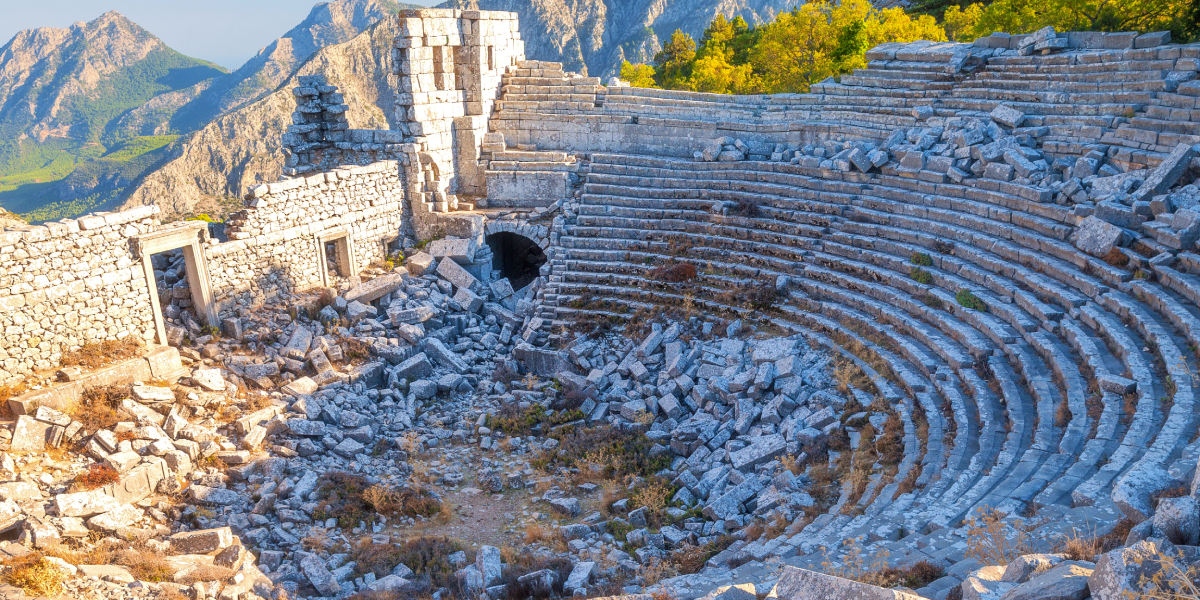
[1,0,441,71]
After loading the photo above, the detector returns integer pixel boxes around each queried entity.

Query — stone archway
[486,231,546,291]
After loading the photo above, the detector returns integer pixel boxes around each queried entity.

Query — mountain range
[0,0,798,223]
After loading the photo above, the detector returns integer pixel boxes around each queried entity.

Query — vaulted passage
[486,232,545,291]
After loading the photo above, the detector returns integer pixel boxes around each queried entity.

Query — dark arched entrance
[487,232,546,291]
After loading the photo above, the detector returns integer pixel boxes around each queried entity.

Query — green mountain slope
[0,0,410,225]
[0,11,226,222]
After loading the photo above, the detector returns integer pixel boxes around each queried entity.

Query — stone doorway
[486,231,546,291]
[135,222,216,346]
[318,229,356,287]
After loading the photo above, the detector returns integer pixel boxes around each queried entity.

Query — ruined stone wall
[0,207,161,383]
[393,9,524,212]
[210,161,406,317]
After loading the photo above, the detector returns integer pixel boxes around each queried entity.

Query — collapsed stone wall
[210,161,407,317]
[0,207,161,383]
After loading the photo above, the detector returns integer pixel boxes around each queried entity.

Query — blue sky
[1,0,440,71]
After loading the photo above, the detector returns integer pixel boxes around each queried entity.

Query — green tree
[620,61,659,88]
[652,30,697,89]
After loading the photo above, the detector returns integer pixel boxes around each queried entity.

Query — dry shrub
[1103,247,1130,268]
[963,507,1043,565]
[317,288,337,309]
[72,384,127,433]
[2,553,66,596]
[640,557,678,587]
[524,523,552,544]
[715,280,782,311]
[875,413,904,466]
[730,197,758,217]
[537,426,671,479]
[115,547,173,582]
[648,263,698,283]
[174,565,235,586]
[343,337,372,362]
[352,536,467,590]
[672,536,735,575]
[1131,545,1200,600]
[742,521,765,542]
[501,554,573,600]
[362,484,442,519]
[60,338,143,370]
[780,454,803,476]
[1055,398,1073,429]
[70,463,120,492]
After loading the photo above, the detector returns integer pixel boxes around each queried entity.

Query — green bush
[911,267,933,285]
[955,289,987,312]
[911,252,933,266]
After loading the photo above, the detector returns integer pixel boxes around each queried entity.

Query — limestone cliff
[438,0,796,78]
[0,11,226,141]
[119,17,403,220]
[169,0,409,132]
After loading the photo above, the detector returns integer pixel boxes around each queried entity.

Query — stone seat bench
[837,75,954,91]
[1107,123,1200,155]
[946,85,1156,106]
[970,67,1176,84]
[585,154,1117,302]
[1101,291,1198,462]
[809,81,943,99]
[939,95,1141,117]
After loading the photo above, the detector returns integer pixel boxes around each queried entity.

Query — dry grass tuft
[1,553,66,596]
[963,507,1044,565]
[71,384,128,434]
[61,338,143,370]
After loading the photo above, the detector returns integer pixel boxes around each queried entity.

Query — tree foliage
[628,0,944,94]
[621,0,1197,94]
[943,0,1199,42]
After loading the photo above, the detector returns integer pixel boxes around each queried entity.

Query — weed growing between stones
[69,463,119,491]
[955,289,987,311]
[535,426,671,479]
[820,540,944,589]
[910,266,933,284]
[963,507,1046,565]
[910,252,933,267]
[351,536,470,593]
[648,263,698,283]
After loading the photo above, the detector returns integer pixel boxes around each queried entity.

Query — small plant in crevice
[911,267,933,285]
[955,289,987,312]
[910,252,933,266]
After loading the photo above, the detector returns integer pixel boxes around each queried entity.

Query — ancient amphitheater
[1,8,1200,600]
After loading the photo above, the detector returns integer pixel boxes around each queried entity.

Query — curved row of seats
[547,151,1200,565]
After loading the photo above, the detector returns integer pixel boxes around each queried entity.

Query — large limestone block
[1112,464,1179,523]
[1089,539,1189,600]
[771,566,930,600]
[1001,561,1093,600]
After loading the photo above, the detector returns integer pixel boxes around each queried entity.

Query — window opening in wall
[151,248,201,339]
[385,237,404,267]
[487,232,546,291]
[319,232,354,287]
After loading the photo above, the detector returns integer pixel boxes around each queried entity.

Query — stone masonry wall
[393,9,524,214]
[210,161,406,317]
[0,207,161,383]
